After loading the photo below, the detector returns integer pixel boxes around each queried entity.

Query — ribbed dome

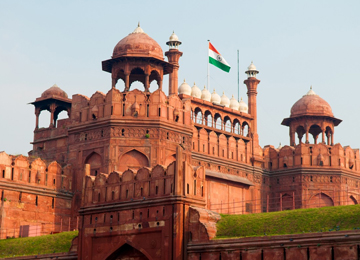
[220,92,230,107]
[201,86,211,102]
[191,83,201,98]
[41,84,68,99]
[178,79,191,95]
[112,24,163,60]
[290,87,333,118]
[211,89,221,104]
[229,95,239,110]
[239,97,248,113]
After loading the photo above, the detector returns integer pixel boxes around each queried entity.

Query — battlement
[83,160,206,207]
[264,143,360,172]
[71,88,192,126]
[0,152,73,192]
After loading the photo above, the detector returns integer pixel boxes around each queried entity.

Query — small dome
[247,61,257,71]
[201,86,211,102]
[211,89,221,104]
[41,84,68,99]
[178,79,191,95]
[191,83,201,98]
[220,92,230,107]
[169,31,179,41]
[229,95,239,110]
[290,87,333,118]
[112,24,163,60]
[239,97,248,113]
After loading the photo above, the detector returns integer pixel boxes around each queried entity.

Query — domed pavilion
[282,87,342,146]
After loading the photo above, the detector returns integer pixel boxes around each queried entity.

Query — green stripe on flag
[209,57,231,72]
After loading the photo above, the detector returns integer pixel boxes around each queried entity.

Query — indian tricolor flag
[208,42,231,73]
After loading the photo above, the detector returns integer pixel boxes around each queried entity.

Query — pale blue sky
[1,0,359,155]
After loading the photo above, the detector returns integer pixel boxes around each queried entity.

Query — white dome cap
[191,82,201,98]
[229,95,239,110]
[247,61,257,71]
[211,89,221,104]
[201,86,211,101]
[220,92,230,107]
[239,97,248,113]
[306,86,316,96]
[178,79,191,95]
[169,31,179,41]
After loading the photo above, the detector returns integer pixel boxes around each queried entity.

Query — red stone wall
[0,152,73,238]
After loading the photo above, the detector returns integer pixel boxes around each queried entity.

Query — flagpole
[237,50,239,101]
[207,40,210,90]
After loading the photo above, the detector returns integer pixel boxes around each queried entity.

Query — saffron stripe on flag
[209,42,220,54]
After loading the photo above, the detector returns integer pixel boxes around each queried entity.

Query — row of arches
[291,123,334,146]
[113,66,163,92]
[192,108,250,136]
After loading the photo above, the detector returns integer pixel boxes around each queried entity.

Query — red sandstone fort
[1,25,359,260]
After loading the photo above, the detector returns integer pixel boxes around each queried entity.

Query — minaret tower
[165,32,183,96]
[244,61,260,137]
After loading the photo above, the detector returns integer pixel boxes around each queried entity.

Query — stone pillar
[35,107,40,129]
[125,73,130,91]
[49,104,56,128]
[144,73,150,92]
[322,131,325,144]
[331,133,334,146]
[290,127,296,146]
[305,130,309,144]
[165,49,183,96]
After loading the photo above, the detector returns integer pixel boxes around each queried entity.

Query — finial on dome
[306,86,316,96]
[132,23,145,34]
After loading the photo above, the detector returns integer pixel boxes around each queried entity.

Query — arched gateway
[106,244,149,260]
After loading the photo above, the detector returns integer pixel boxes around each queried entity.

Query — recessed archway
[308,192,334,208]
[119,149,149,172]
[105,243,149,260]
[85,152,102,176]
[164,154,176,166]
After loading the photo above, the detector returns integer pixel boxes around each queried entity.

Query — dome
[178,79,191,95]
[169,31,179,41]
[41,84,68,99]
[220,92,230,107]
[229,95,239,110]
[290,87,333,118]
[247,61,257,71]
[201,86,211,102]
[112,24,163,60]
[191,83,201,98]
[211,89,221,104]
[239,97,248,113]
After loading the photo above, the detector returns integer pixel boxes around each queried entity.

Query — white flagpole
[207,40,210,90]
[237,50,239,101]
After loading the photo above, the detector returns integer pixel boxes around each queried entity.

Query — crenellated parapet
[0,151,73,193]
[83,160,206,207]
[263,143,360,171]
[71,88,192,127]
